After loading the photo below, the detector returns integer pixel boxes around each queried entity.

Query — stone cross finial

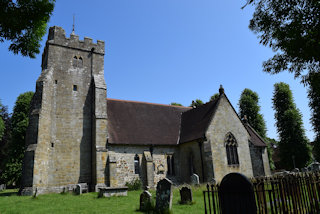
[71,14,75,35]
[219,85,224,95]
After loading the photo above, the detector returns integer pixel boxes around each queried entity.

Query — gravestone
[0,184,6,191]
[75,184,82,195]
[180,186,192,204]
[219,173,257,214]
[155,178,173,212]
[310,162,320,171]
[140,190,152,211]
[190,173,199,185]
[292,168,300,173]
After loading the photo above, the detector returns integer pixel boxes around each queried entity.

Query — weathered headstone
[292,168,300,173]
[190,173,199,185]
[140,190,152,211]
[219,173,257,214]
[310,162,320,172]
[0,184,6,191]
[75,184,82,195]
[155,178,173,212]
[180,186,192,204]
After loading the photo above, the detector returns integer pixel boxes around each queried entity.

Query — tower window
[55,80,58,84]
[72,56,83,68]
[134,154,140,174]
[73,85,78,91]
[73,56,78,68]
[225,132,239,165]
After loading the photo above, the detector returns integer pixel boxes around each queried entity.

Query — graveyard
[0,184,204,214]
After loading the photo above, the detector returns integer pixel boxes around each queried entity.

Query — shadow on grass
[0,191,18,197]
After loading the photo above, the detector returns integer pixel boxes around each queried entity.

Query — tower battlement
[47,26,105,55]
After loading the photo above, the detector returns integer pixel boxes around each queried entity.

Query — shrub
[125,178,142,191]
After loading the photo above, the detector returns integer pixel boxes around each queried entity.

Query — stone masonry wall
[107,145,178,187]
[21,26,105,194]
[206,94,253,182]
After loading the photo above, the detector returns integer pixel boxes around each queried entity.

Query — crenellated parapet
[47,26,105,55]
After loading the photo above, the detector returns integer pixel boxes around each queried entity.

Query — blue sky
[0,0,314,141]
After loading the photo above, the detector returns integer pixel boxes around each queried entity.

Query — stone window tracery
[72,55,83,68]
[225,132,239,165]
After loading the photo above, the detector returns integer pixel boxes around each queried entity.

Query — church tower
[20,26,108,195]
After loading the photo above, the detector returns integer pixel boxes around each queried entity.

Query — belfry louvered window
[225,132,239,165]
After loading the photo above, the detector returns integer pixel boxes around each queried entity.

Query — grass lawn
[0,185,205,214]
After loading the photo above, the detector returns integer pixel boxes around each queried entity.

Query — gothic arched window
[73,56,78,68]
[134,154,140,174]
[225,132,239,165]
[78,57,83,68]
[72,56,83,68]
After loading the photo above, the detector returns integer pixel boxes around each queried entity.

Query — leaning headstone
[180,186,192,204]
[219,173,257,214]
[302,167,308,172]
[155,178,173,212]
[75,184,82,195]
[190,173,199,185]
[140,190,152,211]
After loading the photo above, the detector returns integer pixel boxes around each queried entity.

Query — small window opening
[55,80,58,84]
[51,142,54,147]
[134,154,140,174]
[73,56,78,68]
[78,57,83,68]
[73,85,78,91]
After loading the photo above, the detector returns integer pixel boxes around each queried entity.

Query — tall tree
[247,0,320,81]
[0,100,11,173]
[307,73,320,160]
[0,92,33,186]
[0,101,4,140]
[247,0,320,159]
[238,89,275,169]
[238,88,266,138]
[0,0,55,58]
[273,82,311,169]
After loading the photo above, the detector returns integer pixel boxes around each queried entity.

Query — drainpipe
[198,139,205,182]
[90,47,95,190]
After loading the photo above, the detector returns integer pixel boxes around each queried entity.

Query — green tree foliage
[0,0,55,58]
[307,73,320,160]
[273,82,311,169]
[238,89,275,169]
[0,101,4,140]
[0,101,10,175]
[189,99,204,108]
[0,92,33,186]
[210,93,219,101]
[247,0,320,160]
[170,102,183,106]
[238,88,267,138]
[248,0,320,81]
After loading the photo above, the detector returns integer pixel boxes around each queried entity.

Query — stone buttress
[20,26,107,195]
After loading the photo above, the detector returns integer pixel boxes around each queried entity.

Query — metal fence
[203,172,320,214]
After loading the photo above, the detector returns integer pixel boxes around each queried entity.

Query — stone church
[20,26,270,195]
